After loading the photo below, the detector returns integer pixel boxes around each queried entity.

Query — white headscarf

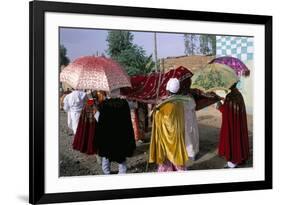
[166,78,180,94]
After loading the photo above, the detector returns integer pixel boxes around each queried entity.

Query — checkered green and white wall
[216,36,254,115]
[216,36,254,62]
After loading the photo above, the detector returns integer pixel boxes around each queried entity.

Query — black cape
[95,98,136,163]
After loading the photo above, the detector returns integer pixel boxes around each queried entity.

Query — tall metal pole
[154,32,162,103]
[154,32,158,72]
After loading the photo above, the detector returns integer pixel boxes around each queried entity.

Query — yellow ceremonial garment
[149,100,188,166]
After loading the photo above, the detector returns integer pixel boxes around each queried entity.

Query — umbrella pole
[155,59,164,103]
[145,112,152,173]
[145,152,150,172]
[154,32,161,103]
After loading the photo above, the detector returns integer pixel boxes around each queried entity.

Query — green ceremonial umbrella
[191,63,239,92]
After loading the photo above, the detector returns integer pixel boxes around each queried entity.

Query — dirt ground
[59,105,253,176]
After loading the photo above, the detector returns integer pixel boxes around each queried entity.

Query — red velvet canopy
[121,66,193,103]
[121,66,221,110]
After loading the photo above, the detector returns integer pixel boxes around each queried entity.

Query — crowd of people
[61,77,250,175]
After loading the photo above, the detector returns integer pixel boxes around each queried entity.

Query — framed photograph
[29,0,272,204]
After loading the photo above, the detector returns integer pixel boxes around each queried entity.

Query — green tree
[199,35,210,55]
[199,35,216,55]
[106,31,155,76]
[107,31,134,57]
[59,44,70,67]
[184,34,196,55]
[208,35,216,55]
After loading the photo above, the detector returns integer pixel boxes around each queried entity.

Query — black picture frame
[29,0,272,204]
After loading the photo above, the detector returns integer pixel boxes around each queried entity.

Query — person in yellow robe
[149,78,189,172]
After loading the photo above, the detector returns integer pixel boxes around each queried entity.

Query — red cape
[218,89,249,164]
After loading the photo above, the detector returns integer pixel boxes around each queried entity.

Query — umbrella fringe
[191,85,231,93]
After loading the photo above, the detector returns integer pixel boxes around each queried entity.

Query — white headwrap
[166,78,180,94]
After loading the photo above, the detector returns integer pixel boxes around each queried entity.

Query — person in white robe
[63,90,86,135]
[179,79,199,160]
[183,95,199,160]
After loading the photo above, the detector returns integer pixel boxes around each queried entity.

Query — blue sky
[60,28,186,62]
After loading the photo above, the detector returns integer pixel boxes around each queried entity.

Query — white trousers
[227,161,237,168]
[68,111,81,135]
[101,157,127,174]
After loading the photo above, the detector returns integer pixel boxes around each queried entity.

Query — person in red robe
[72,91,97,155]
[128,101,144,142]
[217,82,249,168]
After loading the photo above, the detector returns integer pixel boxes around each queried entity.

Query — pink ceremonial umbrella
[209,56,250,77]
[60,56,131,91]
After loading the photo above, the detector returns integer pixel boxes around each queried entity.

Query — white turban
[166,78,180,94]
